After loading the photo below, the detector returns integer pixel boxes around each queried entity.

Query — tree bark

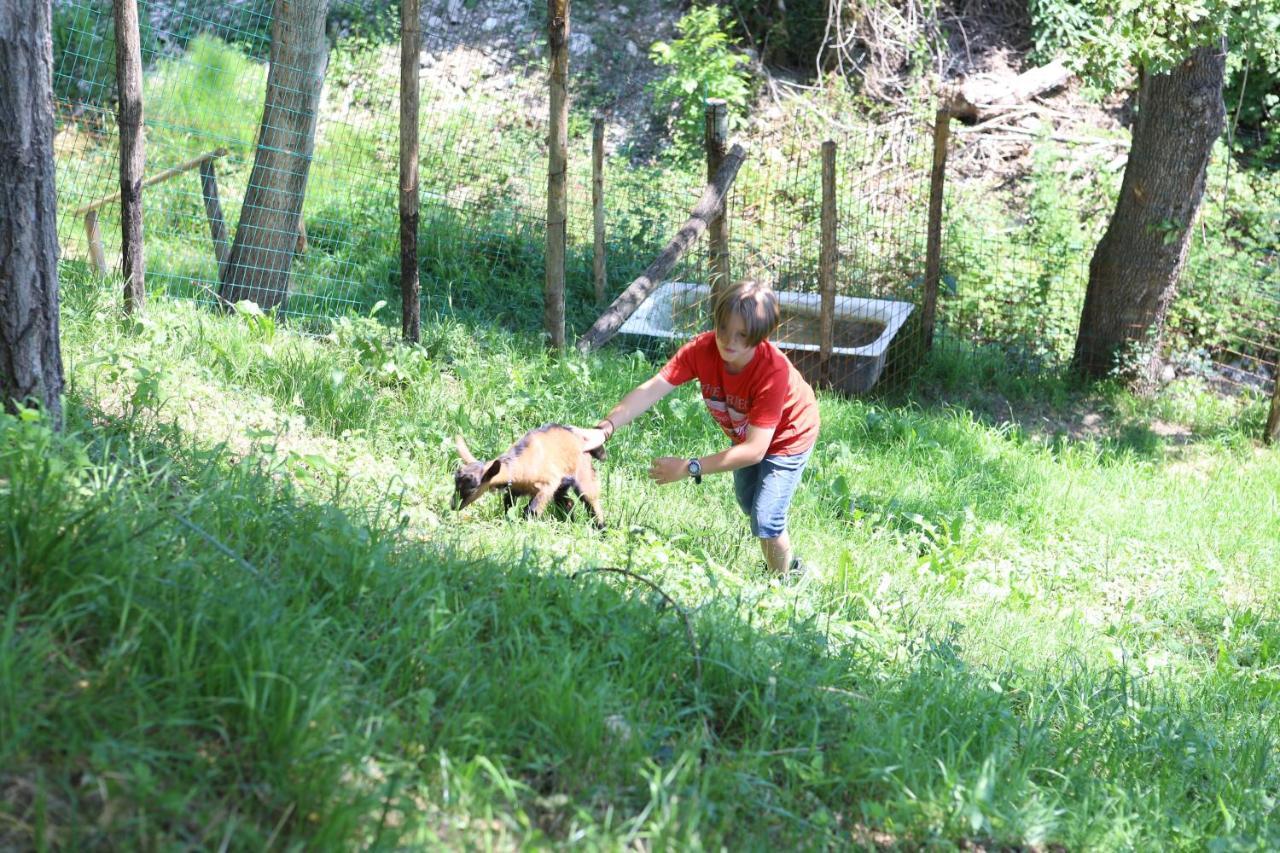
[0,0,65,428]
[219,0,330,312]
[1072,44,1226,380]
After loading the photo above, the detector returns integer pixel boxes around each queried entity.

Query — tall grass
[4,269,1277,848]
[33,22,1280,849]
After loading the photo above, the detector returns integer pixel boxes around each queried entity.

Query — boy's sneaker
[785,557,810,583]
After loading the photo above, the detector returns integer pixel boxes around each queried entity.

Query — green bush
[649,5,753,159]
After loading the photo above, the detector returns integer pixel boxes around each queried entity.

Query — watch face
[688,459,701,476]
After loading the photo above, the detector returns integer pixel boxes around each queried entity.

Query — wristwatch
[687,458,702,485]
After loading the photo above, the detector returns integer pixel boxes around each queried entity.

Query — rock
[446,0,464,24]
[569,32,594,57]
[427,14,442,28]
[482,16,498,31]
[604,714,632,742]
[1160,364,1176,384]
[617,4,629,14]
[625,40,639,57]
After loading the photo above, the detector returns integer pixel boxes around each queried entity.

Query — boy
[583,280,819,577]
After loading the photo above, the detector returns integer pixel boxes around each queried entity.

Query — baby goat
[452,424,605,527]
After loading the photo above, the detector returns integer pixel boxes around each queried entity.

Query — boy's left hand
[649,457,689,485]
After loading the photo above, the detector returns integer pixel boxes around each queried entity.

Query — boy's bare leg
[760,533,793,575]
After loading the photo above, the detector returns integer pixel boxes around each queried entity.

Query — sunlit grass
[5,268,1275,848]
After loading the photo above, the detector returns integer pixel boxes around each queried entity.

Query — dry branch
[576,143,747,354]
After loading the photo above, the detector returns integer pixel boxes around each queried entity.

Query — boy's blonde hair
[712,280,781,347]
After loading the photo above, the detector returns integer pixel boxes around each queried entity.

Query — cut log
[576,143,747,354]
[947,59,1071,123]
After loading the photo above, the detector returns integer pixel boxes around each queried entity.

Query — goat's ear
[454,435,477,464]
[481,459,505,484]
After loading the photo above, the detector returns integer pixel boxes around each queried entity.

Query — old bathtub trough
[617,282,916,394]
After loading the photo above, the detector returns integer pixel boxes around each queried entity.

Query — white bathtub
[618,281,915,394]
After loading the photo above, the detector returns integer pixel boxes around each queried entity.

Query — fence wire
[51,1,1278,403]
[54,0,397,325]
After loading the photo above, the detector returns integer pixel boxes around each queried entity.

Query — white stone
[482,16,499,31]
[625,40,639,57]
[569,32,594,56]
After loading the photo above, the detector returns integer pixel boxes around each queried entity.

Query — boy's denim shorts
[732,445,813,539]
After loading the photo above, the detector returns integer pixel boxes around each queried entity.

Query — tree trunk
[1072,44,1226,380]
[219,0,330,312]
[0,0,65,428]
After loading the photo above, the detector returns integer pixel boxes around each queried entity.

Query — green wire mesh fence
[54,0,397,325]
[50,0,1277,403]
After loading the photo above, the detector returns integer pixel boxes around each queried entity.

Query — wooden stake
[545,0,569,349]
[400,0,422,343]
[592,114,606,305]
[705,98,730,301]
[198,158,229,275]
[114,0,145,313]
[84,210,108,275]
[576,143,748,354]
[923,107,951,350]
[1266,373,1280,445]
[818,139,837,387]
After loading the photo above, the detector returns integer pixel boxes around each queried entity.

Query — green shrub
[649,5,753,159]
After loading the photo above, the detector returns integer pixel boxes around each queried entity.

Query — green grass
[3,269,1277,849]
[34,21,1280,849]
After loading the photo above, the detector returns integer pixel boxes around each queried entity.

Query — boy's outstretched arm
[649,424,775,484]
[578,374,676,448]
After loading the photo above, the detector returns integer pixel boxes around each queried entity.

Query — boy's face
[715,313,757,371]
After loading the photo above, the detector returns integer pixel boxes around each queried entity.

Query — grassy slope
[2,271,1277,849]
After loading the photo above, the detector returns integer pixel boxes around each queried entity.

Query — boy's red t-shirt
[659,332,819,456]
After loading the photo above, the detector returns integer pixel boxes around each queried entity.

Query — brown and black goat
[452,424,606,527]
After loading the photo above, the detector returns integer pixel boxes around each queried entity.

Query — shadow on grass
[5,400,1276,849]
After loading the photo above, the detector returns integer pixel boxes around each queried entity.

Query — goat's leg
[524,484,559,519]
[576,468,605,529]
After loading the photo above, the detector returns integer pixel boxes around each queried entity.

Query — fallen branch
[576,143,747,353]
[947,59,1072,123]
[573,566,702,687]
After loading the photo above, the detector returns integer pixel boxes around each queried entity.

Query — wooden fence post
[545,0,569,349]
[576,144,748,353]
[198,158,229,275]
[819,139,837,387]
[114,0,145,312]
[592,114,606,305]
[400,0,421,343]
[705,98,730,302]
[1266,373,1280,445]
[84,210,108,275]
[922,107,951,350]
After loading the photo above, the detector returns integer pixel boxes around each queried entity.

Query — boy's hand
[649,456,689,485]
[570,426,608,452]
